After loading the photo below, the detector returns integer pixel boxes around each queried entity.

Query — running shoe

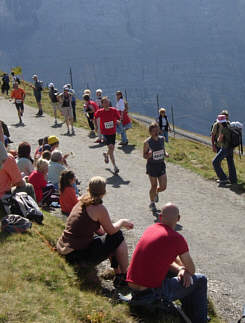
[103,152,109,164]
[113,273,127,288]
[149,202,157,212]
[114,166,120,175]
[66,130,70,136]
[35,111,41,116]
[54,120,58,126]
[119,141,128,146]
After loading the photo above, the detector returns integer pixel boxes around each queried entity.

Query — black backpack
[10,192,44,224]
[229,123,243,156]
[1,214,32,233]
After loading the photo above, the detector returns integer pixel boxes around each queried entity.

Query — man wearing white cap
[48,83,59,126]
[212,114,237,186]
[31,74,43,116]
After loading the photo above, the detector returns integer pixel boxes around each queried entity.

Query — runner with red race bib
[143,122,169,213]
[94,97,120,174]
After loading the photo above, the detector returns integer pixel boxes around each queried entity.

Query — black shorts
[15,102,24,112]
[65,230,124,268]
[146,161,166,178]
[35,94,41,103]
[104,134,116,146]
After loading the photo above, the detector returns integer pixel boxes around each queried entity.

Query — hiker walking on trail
[56,176,134,287]
[158,107,171,143]
[143,122,169,212]
[126,203,208,323]
[65,84,77,122]
[83,94,99,139]
[10,82,26,125]
[115,91,130,146]
[1,73,10,96]
[211,109,229,153]
[48,83,59,126]
[31,74,43,116]
[212,114,237,186]
[94,97,120,174]
[58,87,75,136]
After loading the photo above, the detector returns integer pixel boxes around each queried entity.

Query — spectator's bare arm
[0,121,4,143]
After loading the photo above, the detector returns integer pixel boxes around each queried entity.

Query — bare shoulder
[144,137,150,145]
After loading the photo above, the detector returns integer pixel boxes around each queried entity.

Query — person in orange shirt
[59,170,79,215]
[10,82,26,125]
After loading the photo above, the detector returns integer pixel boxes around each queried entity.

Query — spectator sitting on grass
[59,170,78,215]
[56,176,134,288]
[42,150,51,161]
[16,142,34,177]
[34,137,50,162]
[48,150,66,189]
[28,158,56,206]
[126,202,208,323]
[0,123,36,202]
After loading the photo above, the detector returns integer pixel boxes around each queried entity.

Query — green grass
[0,210,223,323]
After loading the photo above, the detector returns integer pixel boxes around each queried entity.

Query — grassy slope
[0,77,226,322]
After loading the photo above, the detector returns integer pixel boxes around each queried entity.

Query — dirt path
[1,98,244,323]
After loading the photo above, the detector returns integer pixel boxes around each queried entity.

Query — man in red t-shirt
[94,97,120,174]
[127,203,208,323]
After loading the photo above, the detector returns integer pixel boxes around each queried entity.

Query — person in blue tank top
[143,122,169,212]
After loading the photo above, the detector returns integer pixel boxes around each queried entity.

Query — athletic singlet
[147,136,165,164]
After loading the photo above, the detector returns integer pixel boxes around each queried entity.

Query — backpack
[10,192,44,224]
[229,122,243,156]
[1,214,32,233]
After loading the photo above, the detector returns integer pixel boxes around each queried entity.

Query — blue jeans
[161,274,208,323]
[163,130,169,143]
[117,123,129,143]
[131,274,207,323]
[212,147,237,183]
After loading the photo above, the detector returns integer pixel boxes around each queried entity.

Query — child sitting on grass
[59,170,78,215]
[28,158,57,206]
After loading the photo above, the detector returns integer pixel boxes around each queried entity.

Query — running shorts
[35,94,41,103]
[65,230,124,268]
[15,102,24,112]
[61,107,73,119]
[104,134,116,146]
[146,161,166,178]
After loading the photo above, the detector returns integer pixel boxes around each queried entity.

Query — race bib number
[153,149,164,161]
[16,99,22,104]
[104,121,114,129]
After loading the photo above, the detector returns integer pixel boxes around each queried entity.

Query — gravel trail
[1,97,244,323]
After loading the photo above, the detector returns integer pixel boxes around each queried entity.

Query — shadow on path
[117,144,136,154]
[105,169,130,188]
[11,123,25,128]
[51,122,64,128]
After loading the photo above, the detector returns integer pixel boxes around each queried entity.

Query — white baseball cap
[48,83,54,88]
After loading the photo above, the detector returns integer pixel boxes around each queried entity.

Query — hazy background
[1,0,245,136]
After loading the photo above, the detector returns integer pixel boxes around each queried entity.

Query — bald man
[126,203,208,323]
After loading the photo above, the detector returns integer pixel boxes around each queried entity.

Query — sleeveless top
[62,93,71,107]
[59,201,100,251]
[147,136,165,164]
